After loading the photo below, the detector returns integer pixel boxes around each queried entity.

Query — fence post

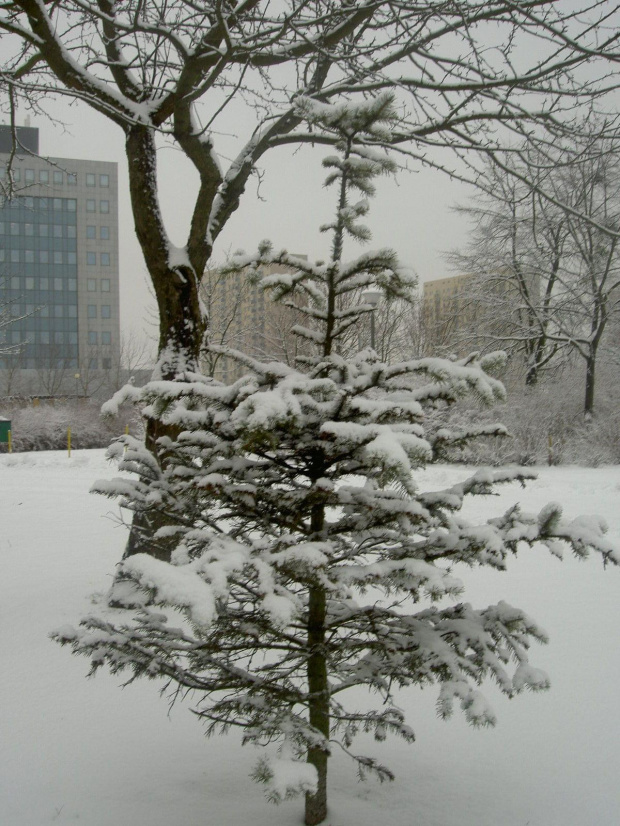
[7,429,12,454]
[68,427,72,458]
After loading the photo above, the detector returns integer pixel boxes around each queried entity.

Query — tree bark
[305,583,330,826]
[584,349,597,418]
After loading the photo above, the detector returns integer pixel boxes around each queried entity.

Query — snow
[2,450,620,825]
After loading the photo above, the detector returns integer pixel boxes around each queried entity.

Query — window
[89,357,98,369]
[54,331,64,343]
[39,277,49,291]
[39,169,49,184]
[54,305,63,318]
[67,199,77,212]
[101,304,111,319]
[25,277,34,290]
[53,225,62,238]
[101,252,110,266]
[25,250,34,264]
[10,249,19,263]
[10,276,20,289]
[87,252,96,266]
[68,306,77,318]
[67,252,77,265]
[100,200,109,214]
[39,250,49,264]
[53,252,63,265]
[68,332,78,344]
[67,173,77,186]
[100,174,109,187]
[86,225,96,239]
[10,222,19,235]
[86,199,96,212]
[53,198,62,211]
[0,250,4,262]
[40,331,50,344]
[39,224,48,237]
[101,331,112,345]
[87,279,97,292]
[39,197,48,209]
[25,169,35,184]
[67,225,76,239]
[101,279,111,292]
[25,223,34,236]
[100,226,109,240]
[24,196,34,209]
[102,357,112,369]
[86,173,96,187]
[12,168,20,182]
[67,279,77,292]
[0,221,4,234]
[53,171,63,185]
[54,277,63,290]
[87,304,97,318]
[88,331,98,345]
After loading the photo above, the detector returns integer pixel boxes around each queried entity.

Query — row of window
[9,303,77,317]
[5,276,77,291]
[1,196,77,212]
[86,252,111,266]
[87,278,111,291]
[1,249,77,264]
[6,302,111,318]
[6,330,78,344]
[0,195,109,213]
[86,225,110,240]
[86,199,110,214]
[87,304,112,319]
[0,168,110,188]
[1,221,78,238]
[88,330,113,345]
[5,329,113,345]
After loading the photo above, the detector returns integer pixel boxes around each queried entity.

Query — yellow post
[68,427,72,458]
[7,429,12,454]
[125,424,129,436]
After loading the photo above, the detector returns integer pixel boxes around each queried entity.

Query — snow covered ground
[1,449,619,826]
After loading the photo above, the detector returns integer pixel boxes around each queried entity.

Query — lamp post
[74,372,80,402]
[361,289,382,351]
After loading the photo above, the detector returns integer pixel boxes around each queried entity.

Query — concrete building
[0,125,120,394]
[422,273,478,353]
[204,258,308,383]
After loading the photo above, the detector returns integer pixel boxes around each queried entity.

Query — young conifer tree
[54,96,619,826]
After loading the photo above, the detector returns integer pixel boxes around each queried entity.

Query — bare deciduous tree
[452,135,620,416]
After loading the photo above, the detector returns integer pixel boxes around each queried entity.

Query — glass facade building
[0,126,120,387]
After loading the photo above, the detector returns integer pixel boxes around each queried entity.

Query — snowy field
[1,449,619,826]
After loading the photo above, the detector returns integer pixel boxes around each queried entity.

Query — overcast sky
[37,101,472,347]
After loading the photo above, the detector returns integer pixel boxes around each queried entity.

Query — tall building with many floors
[0,125,120,394]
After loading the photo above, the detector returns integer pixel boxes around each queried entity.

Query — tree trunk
[305,584,330,826]
[584,350,597,419]
[118,125,208,567]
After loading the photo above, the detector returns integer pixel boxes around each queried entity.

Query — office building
[0,125,120,393]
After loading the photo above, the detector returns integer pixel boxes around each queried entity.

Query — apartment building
[204,258,308,383]
[0,125,120,392]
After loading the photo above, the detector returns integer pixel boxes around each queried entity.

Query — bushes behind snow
[0,402,140,452]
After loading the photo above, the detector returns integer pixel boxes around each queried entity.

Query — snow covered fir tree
[54,97,619,826]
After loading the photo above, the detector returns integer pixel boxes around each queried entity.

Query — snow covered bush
[53,98,620,826]
[0,402,136,452]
